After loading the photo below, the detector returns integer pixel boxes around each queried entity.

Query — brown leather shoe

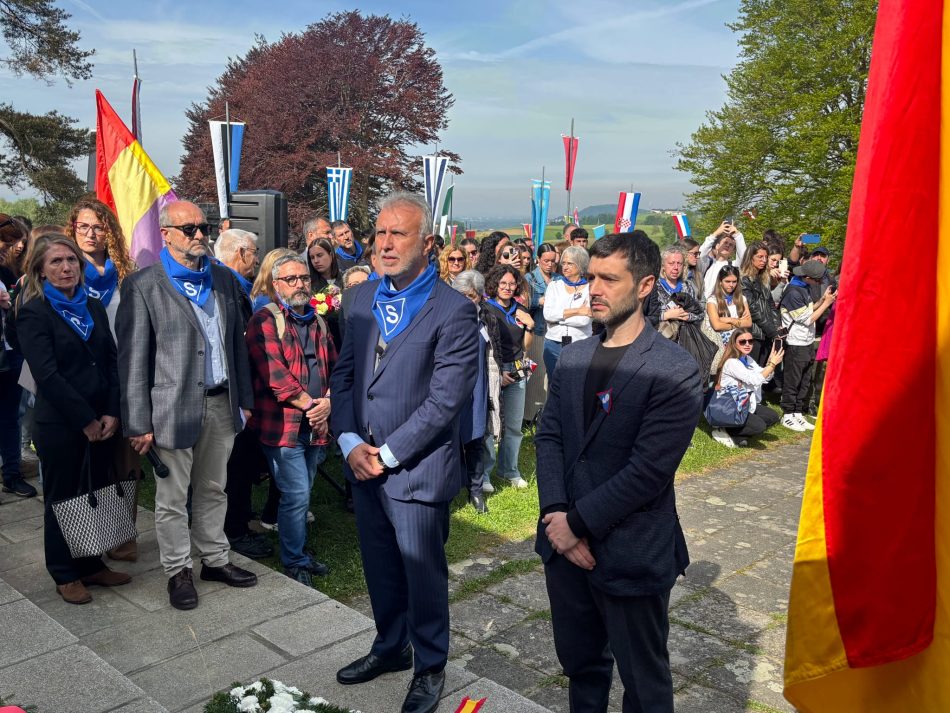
[107,540,139,562]
[81,567,132,587]
[57,580,92,605]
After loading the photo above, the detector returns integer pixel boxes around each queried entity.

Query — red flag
[522,223,532,240]
[562,134,579,191]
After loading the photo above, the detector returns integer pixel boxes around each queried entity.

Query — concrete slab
[673,683,746,713]
[0,513,44,543]
[715,573,790,617]
[672,589,773,646]
[0,644,144,713]
[0,535,44,573]
[0,496,44,526]
[484,618,561,677]
[37,585,146,637]
[0,598,77,668]
[0,559,58,602]
[108,698,171,713]
[697,648,792,712]
[450,594,530,642]
[0,577,23,604]
[434,676,554,713]
[252,599,374,657]
[454,645,546,697]
[129,632,287,712]
[486,570,549,612]
[107,563,231,612]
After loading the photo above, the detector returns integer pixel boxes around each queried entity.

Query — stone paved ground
[350,439,809,713]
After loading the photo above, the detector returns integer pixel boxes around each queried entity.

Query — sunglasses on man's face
[165,223,211,238]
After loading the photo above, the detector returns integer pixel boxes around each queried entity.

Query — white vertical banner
[422,155,448,233]
[327,166,353,222]
[209,120,246,219]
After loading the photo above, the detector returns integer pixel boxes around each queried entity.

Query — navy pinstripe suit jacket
[330,277,480,503]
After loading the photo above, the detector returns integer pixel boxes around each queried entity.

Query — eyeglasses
[447,256,466,263]
[687,250,700,256]
[164,223,211,238]
[241,246,258,256]
[736,338,754,346]
[498,282,517,289]
[74,222,106,236]
[274,274,312,286]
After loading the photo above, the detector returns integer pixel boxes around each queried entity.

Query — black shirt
[291,317,323,436]
[582,340,631,430]
[484,300,525,364]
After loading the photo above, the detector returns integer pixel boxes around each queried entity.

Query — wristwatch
[376,454,387,471]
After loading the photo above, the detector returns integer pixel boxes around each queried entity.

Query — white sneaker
[508,477,529,489]
[782,414,807,432]
[711,429,737,448]
[259,520,278,532]
[481,481,495,494]
[796,413,816,431]
[306,510,315,524]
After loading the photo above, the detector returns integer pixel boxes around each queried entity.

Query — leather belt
[205,384,228,397]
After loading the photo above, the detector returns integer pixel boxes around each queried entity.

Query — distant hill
[578,204,615,218]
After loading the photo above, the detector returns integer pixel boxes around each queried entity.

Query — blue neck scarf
[486,297,519,325]
[278,296,316,324]
[160,247,212,306]
[372,264,438,343]
[562,276,588,287]
[44,282,94,341]
[790,276,809,289]
[724,293,734,305]
[740,355,753,368]
[660,278,682,294]
[84,259,118,306]
[336,241,363,263]
[368,271,381,281]
[228,266,254,298]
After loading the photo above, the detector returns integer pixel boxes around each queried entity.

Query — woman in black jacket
[739,240,781,365]
[11,235,131,604]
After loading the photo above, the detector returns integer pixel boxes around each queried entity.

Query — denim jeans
[262,434,326,569]
[482,378,526,481]
[543,339,563,382]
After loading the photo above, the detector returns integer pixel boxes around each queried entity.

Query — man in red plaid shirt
[245,254,337,584]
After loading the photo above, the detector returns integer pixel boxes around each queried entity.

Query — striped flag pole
[327,166,353,222]
[423,154,449,234]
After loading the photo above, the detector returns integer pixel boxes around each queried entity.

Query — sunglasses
[447,256,466,263]
[165,223,211,238]
[736,338,754,346]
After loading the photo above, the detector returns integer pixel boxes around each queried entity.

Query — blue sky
[1,0,741,219]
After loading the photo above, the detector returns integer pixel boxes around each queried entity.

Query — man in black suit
[536,232,701,712]
[330,192,478,713]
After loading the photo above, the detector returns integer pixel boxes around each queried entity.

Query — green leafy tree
[675,0,877,252]
[0,0,93,217]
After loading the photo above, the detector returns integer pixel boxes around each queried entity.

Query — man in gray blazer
[536,232,701,712]
[117,200,258,611]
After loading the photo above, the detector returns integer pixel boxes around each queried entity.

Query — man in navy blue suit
[536,233,701,712]
[330,192,479,713]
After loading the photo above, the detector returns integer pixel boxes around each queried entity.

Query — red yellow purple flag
[782,0,950,709]
[95,89,176,267]
[453,697,486,713]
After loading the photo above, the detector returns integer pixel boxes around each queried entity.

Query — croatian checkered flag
[327,166,352,222]
[422,155,448,232]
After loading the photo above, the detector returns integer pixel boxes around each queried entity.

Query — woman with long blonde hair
[65,198,136,332]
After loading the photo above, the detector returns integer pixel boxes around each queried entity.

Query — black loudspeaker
[227,190,289,253]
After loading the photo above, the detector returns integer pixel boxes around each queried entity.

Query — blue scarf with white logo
[84,259,118,306]
[336,241,363,263]
[44,282,94,341]
[160,247,212,307]
[372,264,437,343]
[486,298,519,325]
[562,276,588,287]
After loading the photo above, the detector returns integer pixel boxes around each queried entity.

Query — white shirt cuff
[379,444,400,468]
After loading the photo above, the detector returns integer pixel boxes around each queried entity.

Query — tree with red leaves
[177,11,459,240]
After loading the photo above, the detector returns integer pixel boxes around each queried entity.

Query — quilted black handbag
[51,445,138,559]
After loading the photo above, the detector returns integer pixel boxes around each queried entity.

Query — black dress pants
[545,554,673,713]
[33,424,113,585]
[224,427,268,538]
[727,403,780,438]
[780,344,814,414]
[462,438,484,497]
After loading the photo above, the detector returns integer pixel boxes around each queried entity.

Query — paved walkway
[351,439,809,713]
[0,498,550,713]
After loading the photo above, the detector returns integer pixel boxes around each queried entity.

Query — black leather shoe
[284,566,313,586]
[469,493,488,514]
[200,563,258,588]
[2,479,37,498]
[228,532,274,560]
[168,568,198,610]
[337,644,413,685]
[401,670,445,713]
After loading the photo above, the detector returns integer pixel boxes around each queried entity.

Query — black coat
[742,276,781,342]
[12,295,120,430]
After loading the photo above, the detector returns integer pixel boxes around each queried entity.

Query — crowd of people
[0,198,838,713]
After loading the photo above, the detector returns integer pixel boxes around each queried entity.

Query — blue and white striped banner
[423,155,448,232]
[327,166,353,222]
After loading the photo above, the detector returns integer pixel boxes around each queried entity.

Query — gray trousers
[153,393,235,576]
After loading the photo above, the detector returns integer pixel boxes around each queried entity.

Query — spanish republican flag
[95,90,176,267]
[783,0,948,709]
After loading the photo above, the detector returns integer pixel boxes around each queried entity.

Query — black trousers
[462,438,484,497]
[224,428,268,538]
[352,480,450,674]
[727,403,780,438]
[33,424,113,585]
[545,554,673,713]
[780,344,814,414]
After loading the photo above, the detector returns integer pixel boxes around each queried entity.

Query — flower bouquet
[310,284,342,317]
[205,679,360,713]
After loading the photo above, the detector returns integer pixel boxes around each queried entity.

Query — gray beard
[287,291,311,309]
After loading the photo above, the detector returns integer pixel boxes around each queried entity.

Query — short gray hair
[377,192,432,239]
[214,228,258,262]
[342,264,371,286]
[302,214,330,236]
[271,254,308,280]
[452,270,484,297]
[660,244,686,263]
[560,246,590,274]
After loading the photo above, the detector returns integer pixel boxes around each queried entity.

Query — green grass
[138,399,808,602]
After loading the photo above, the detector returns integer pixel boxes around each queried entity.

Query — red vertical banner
[562,135,579,191]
